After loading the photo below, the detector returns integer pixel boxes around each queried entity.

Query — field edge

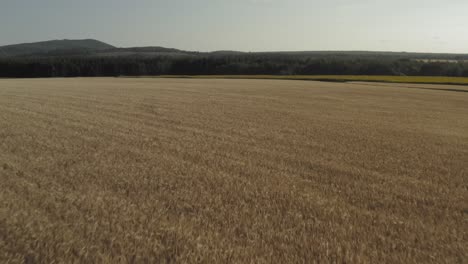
[135,75,468,86]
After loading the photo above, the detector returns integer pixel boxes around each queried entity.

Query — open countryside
[1,78,467,263]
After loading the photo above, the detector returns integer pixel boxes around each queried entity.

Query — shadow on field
[348,81,468,93]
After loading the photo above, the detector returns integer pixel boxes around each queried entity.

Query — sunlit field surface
[1,78,467,263]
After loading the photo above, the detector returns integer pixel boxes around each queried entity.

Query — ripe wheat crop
[1,78,467,263]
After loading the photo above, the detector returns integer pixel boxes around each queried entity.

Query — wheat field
[159,75,468,85]
[0,78,467,263]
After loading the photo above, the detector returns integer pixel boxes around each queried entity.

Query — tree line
[1,54,468,77]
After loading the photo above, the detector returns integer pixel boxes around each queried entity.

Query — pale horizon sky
[1,0,467,53]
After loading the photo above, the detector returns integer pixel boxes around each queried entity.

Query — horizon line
[1,38,467,55]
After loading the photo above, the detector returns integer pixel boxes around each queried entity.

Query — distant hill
[0,39,467,61]
[0,39,115,58]
[0,40,199,58]
[1,39,468,78]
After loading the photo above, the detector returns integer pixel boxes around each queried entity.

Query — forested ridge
[2,55,468,77]
[1,39,468,77]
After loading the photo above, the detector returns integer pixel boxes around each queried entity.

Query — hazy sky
[1,0,467,53]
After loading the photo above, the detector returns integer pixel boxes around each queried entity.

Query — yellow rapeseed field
[0,78,467,263]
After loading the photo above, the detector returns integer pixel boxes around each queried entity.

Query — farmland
[0,78,467,263]
[158,75,468,86]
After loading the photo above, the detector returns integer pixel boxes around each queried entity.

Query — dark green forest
[1,55,468,78]
[2,39,467,78]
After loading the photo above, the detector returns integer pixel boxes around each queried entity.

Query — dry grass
[0,78,467,263]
